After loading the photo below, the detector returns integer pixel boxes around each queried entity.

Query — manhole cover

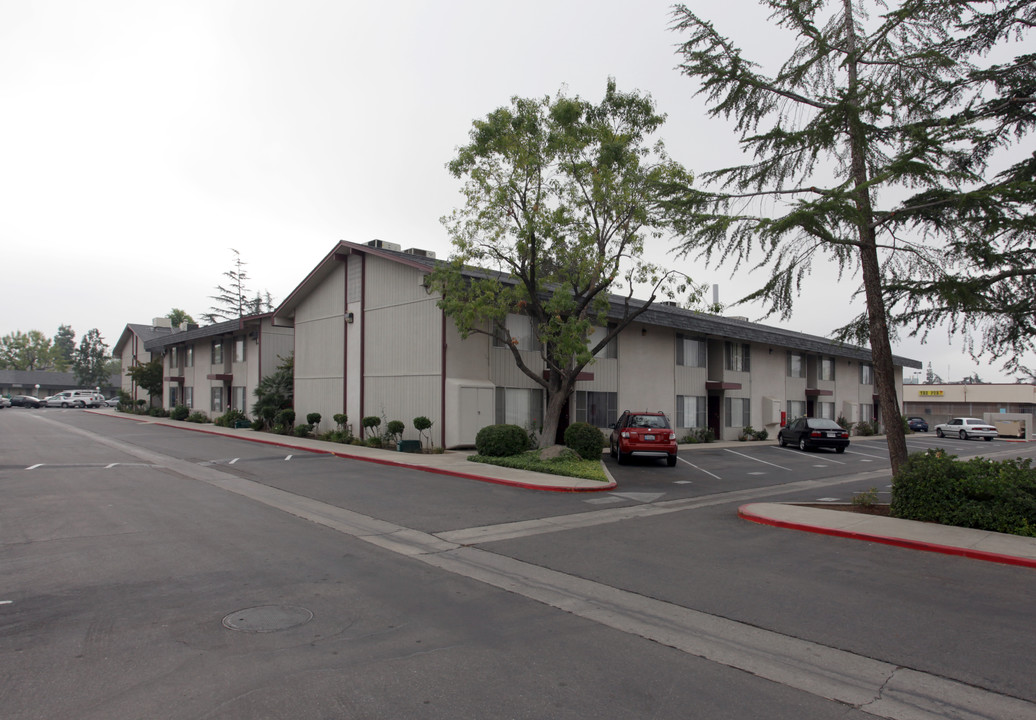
[222,605,313,633]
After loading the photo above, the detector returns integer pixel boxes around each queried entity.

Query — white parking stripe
[677,456,721,479]
[25,464,42,470]
[724,448,792,471]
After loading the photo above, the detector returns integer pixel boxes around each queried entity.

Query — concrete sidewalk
[89,409,1035,568]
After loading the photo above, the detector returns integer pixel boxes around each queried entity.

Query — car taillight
[621,431,630,438]
[810,431,822,437]
[668,432,675,440]
[841,432,849,438]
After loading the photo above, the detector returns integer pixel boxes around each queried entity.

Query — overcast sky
[1,0,1025,382]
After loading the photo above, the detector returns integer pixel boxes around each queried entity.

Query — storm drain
[222,605,313,633]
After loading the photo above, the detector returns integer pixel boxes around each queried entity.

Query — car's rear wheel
[778,433,787,447]
[798,438,808,452]
[666,453,677,467]
[960,430,968,440]
[936,428,944,438]
[983,436,992,441]
[835,446,845,453]
[61,402,69,408]
[616,446,627,465]
[609,441,617,459]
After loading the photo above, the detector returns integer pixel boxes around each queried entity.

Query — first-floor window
[575,391,617,428]
[231,386,247,412]
[211,386,223,413]
[169,386,179,407]
[860,403,874,421]
[818,401,835,420]
[676,395,706,428]
[184,387,193,409]
[724,397,750,427]
[494,387,544,428]
[787,400,806,420]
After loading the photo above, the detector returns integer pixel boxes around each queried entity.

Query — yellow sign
[918,390,944,396]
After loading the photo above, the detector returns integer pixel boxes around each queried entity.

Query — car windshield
[630,414,668,429]
[807,419,842,430]
[965,418,986,425]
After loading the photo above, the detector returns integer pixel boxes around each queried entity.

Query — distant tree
[429,80,697,446]
[72,329,111,388]
[51,324,76,371]
[0,330,55,371]
[166,309,195,327]
[924,362,943,385]
[127,357,164,407]
[247,291,275,315]
[202,250,275,323]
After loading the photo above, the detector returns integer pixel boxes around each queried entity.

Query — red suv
[609,411,678,466]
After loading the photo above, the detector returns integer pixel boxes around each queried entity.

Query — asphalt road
[2,408,1034,719]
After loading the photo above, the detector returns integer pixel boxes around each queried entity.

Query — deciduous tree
[72,328,111,389]
[430,80,698,447]
[0,330,55,371]
[126,357,164,407]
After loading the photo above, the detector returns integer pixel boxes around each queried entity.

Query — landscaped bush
[563,422,606,460]
[250,419,264,431]
[386,420,405,444]
[186,411,209,423]
[475,424,529,457]
[892,451,1036,537]
[414,415,433,448]
[293,424,312,437]
[362,415,381,439]
[854,420,878,436]
[170,405,190,421]
[306,412,321,427]
[148,406,170,417]
[214,409,248,428]
[274,409,295,428]
[752,427,768,441]
[680,427,715,444]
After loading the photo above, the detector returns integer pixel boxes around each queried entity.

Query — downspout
[359,253,366,426]
[342,256,349,418]
[441,307,447,449]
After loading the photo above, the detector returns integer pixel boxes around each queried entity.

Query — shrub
[836,415,851,430]
[854,420,877,436]
[752,427,768,441]
[891,451,1036,536]
[414,415,434,448]
[563,422,606,460]
[170,405,190,421]
[361,415,381,439]
[274,409,295,428]
[186,411,209,424]
[738,425,755,441]
[366,436,383,448]
[214,409,248,428]
[250,419,264,431]
[386,420,405,444]
[333,413,348,427]
[475,424,529,457]
[680,427,715,444]
[293,424,312,437]
[148,406,170,417]
[306,412,321,427]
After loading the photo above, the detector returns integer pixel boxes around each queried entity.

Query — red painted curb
[738,505,1036,569]
[89,410,615,493]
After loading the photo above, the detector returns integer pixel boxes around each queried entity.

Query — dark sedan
[777,417,850,453]
[9,395,42,408]
[907,417,928,432]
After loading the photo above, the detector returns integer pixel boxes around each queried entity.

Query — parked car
[778,417,850,453]
[907,417,929,432]
[67,389,103,407]
[104,396,121,407]
[0,396,10,408]
[609,410,678,466]
[934,417,998,441]
[9,395,41,408]
[42,392,73,407]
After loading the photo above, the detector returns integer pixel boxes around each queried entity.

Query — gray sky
[1,0,1025,382]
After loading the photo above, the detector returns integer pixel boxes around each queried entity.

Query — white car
[0,396,10,408]
[934,417,998,441]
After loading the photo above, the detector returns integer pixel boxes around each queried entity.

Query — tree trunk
[842,0,908,475]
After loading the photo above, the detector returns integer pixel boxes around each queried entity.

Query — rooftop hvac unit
[659,300,678,307]
[366,239,401,251]
[404,248,436,259]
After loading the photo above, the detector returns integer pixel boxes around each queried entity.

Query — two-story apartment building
[112,320,180,403]
[271,240,921,447]
[143,314,294,416]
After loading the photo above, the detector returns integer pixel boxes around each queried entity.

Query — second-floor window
[787,352,804,378]
[819,355,835,381]
[860,363,874,385]
[677,335,707,368]
[725,342,750,372]
[212,340,224,365]
[186,346,194,367]
[169,347,179,368]
[233,337,245,363]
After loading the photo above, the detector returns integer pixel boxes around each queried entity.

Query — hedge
[475,424,529,457]
[564,422,606,460]
[891,451,1036,537]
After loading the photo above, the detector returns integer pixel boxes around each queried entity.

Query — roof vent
[403,248,436,259]
[727,315,749,322]
[366,239,401,252]
[659,300,678,307]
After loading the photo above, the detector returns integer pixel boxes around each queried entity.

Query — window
[170,347,179,368]
[787,400,806,420]
[211,340,224,365]
[787,352,805,378]
[818,401,835,420]
[818,356,835,381]
[575,391,617,428]
[676,395,706,428]
[211,386,223,413]
[676,335,707,368]
[233,337,246,363]
[724,397,750,427]
[589,326,617,359]
[860,363,874,385]
[494,387,544,427]
[492,313,540,351]
[232,386,247,411]
[725,342,750,372]
[168,386,179,407]
[184,386,193,409]
[860,403,874,421]
[185,346,194,367]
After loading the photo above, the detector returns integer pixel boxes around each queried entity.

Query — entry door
[708,395,721,439]
[460,387,494,445]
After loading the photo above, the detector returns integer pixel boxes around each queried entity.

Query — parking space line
[25,464,42,470]
[724,448,792,471]
[677,456,720,479]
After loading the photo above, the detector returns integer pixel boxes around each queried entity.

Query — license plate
[826,432,837,437]
[644,434,655,441]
